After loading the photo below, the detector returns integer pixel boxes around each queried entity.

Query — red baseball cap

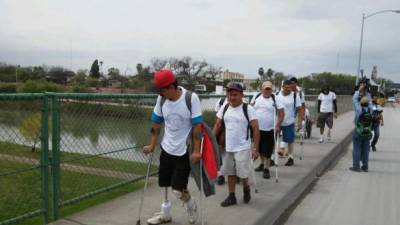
[153,69,176,88]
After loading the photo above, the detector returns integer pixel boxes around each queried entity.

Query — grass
[0,159,144,225]
[0,141,158,175]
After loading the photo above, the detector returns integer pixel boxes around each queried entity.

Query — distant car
[388,97,396,102]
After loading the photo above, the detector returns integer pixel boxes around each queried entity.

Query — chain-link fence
[0,94,49,225]
[0,92,353,225]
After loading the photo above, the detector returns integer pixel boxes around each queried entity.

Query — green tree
[90,59,100,79]
[19,113,41,152]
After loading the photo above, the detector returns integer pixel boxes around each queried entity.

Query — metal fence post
[40,96,49,224]
[51,94,61,221]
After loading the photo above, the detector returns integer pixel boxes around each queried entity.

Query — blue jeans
[352,131,370,169]
[371,124,380,147]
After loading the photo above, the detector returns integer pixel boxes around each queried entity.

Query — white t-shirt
[250,93,284,131]
[216,103,257,152]
[276,91,302,126]
[214,97,228,112]
[318,91,336,113]
[151,87,203,156]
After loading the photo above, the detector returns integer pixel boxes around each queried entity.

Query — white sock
[186,197,194,208]
[288,154,293,159]
[320,134,324,139]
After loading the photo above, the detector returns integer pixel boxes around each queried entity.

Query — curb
[254,129,354,225]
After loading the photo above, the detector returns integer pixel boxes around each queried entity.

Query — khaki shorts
[220,150,251,178]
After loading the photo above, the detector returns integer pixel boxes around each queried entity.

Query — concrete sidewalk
[50,111,355,225]
[285,106,399,225]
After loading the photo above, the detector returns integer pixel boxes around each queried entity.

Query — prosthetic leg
[147,188,172,225]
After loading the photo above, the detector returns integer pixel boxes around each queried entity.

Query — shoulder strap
[219,97,226,107]
[185,91,192,114]
[271,94,278,113]
[255,92,262,101]
[222,103,229,119]
[160,96,167,114]
[293,92,297,114]
[242,103,250,140]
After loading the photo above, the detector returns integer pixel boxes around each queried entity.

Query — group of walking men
[143,69,339,225]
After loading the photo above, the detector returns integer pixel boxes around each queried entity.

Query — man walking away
[251,81,284,179]
[371,95,384,151]
[276,80,302,166]
[317,85,338,143]
[213,82,260,207]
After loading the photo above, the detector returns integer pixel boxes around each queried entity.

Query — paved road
[285,105,400,225]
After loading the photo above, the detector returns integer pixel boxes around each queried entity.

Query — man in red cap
[144,69,203,224]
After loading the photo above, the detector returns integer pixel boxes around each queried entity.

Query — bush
[70,85,91,93]
[18,80,65,93]
[0,83,17,93]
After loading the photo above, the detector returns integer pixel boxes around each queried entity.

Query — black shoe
[270,160,276,167]
[349,167,361,172]
[217,175,225,185]
[371,145,377,152]
[254,164,264,172]
[263,169,271,179]
[243,186,251,204]
[285,158,294,166]
[221,194,237,207]
[361,166,368,172]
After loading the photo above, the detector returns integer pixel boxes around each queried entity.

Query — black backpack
[221,103,252,140]
[356,108,373,139]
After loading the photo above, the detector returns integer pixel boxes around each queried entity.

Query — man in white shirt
[213,82,260,207]
[276,80,302,166]
[317,85,337,143]
[289,77,305,122]
[144,69,202,224]
[251,81,284,179]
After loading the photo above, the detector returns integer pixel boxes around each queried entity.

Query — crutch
[250,149,259,193]
[273,106,279,183]
[199,137,205,225]
[136,152,154,225]
[299,120,305,160]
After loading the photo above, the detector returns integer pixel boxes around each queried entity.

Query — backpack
[356,108,373,139]
[372,105,382,124]
[221,102,252,140]
[160,91,221,196]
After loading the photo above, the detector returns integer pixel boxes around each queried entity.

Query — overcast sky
[1,0,399,81]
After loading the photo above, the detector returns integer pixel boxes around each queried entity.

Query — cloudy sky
[1,0,399,81]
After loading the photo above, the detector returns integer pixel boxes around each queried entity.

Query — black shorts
[317,112,333,129]
[158,146,191,191]
[259,130,275,158]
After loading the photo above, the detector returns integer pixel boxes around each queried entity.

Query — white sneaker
[319,137,324,143]
[186,200,198,224]
[147,212,172,225]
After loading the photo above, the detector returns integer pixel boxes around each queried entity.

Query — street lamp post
[356,10,400,83]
